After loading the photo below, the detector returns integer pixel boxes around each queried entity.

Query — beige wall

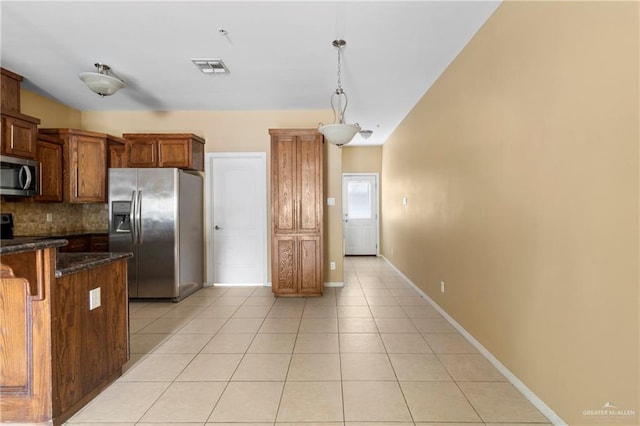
[342,146,382,174]
[381,2,638,425]
[21,90,82,128]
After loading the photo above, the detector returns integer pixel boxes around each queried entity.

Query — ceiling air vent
[191,59,230,75]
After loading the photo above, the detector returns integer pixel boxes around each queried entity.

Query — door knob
[215,225,222,230]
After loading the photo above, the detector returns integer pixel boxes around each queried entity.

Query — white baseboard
[324,282,345,288]
[380,255,567,426]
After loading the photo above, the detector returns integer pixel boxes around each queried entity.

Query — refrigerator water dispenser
[111,201,131,233]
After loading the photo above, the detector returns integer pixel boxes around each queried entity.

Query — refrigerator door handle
[130,190,137,244]
[137,190,143,244]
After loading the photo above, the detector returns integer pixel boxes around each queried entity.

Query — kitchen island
[0,238,132,425]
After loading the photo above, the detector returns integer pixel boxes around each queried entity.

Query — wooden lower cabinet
[58,236,90,253]
[57,235,109,253]
[0,249,54,424]
[0,248,129,425]
[272,235,322,296]
[89,235,109,252]
[51,260,128,420]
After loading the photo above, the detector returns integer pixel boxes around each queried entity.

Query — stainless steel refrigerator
[108,168,203,301]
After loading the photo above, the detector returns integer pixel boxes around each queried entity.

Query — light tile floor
[66,256,550,425]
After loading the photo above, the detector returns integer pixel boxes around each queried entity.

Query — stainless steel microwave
[0,154,40,197]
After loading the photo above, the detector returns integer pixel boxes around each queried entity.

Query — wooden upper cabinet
[38,129,108,203]
[36,134,63,202]
[271,130,323,236]
[0,68,41,160]
[72,135,106,202]
[1,113,40,160]
[123,133,205,171]
[1,68,23,113]
[127,138,156,167]
[107,134,127,168]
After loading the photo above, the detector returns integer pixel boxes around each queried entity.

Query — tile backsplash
[0,201,109,235]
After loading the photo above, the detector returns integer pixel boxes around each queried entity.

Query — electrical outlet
[46,213,53,222]
[330,262,336,270]
[441,281,445,293]
[89,287,101,310]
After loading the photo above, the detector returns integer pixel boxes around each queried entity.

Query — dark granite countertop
[0,237,68,255]
[55,252,133,277]
[1,237,132,277]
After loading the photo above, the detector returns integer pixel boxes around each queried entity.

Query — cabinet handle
[39,163,43,197]
[10,125,14,149]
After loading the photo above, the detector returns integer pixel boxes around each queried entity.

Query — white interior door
[206,153,267,285]
[343,174,378,255]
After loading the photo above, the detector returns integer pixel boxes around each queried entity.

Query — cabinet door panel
[71,136,106,202]
[0,274,30,391]
[298,236,322,295]
[36,140,63,202]
[296,134,322,233]
[127,140,156,167]
[158,139,189,168]
[272,236,297,294]
[272,136,297,234]
[2,116,37,159]
[108,145,127,168]
[0,253,53,424]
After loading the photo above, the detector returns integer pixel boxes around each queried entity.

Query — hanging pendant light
[318,39,361,147]
[79,63,125,97]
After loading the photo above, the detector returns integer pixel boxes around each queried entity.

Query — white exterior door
[342,174,378,255]
[206,153,267,285]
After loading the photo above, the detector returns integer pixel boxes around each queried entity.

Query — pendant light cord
[332,42,348,124]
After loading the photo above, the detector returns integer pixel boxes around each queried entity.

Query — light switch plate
[327,197,336,206]
[89,287,101,310]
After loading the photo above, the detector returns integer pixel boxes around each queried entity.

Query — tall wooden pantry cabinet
[269,129,324,296]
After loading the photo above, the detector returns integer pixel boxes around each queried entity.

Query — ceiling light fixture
[192,59,230,75]
[78,63,125,97]
[359,130,373,139]
[318,39,361,147]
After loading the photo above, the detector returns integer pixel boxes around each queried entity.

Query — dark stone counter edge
[55,252,134,278]
[16,230,108,239]
[0,238,68,255]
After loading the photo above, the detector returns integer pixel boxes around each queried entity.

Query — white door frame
[205,152,268,285]
[342,172,380,256]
